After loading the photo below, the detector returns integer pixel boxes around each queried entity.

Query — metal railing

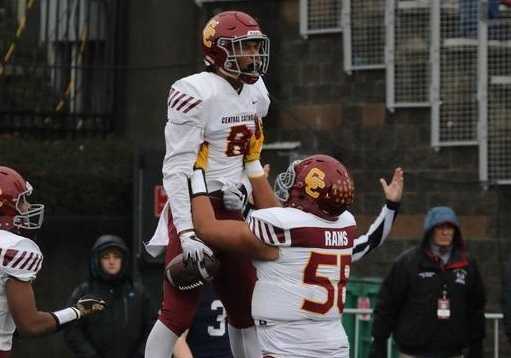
[343,308,504,358]
[0,0,119,137]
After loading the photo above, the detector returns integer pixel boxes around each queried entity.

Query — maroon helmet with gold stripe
[274,155,354,221]
[201,11,270,84]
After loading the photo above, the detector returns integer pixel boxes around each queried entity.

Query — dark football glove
[75,295,106,317]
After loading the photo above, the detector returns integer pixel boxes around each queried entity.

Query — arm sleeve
[352,200,400,262]
[468,259,486,343]
[62,284,99,358]
[162,80,207,234]
[371,257,409,341]
[503,258,511,341]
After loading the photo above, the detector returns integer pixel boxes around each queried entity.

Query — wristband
[385,200,400,211]
[178,230,196,242]
[245,160,265,178]
[190,169,208,197]
[51,307,81,326]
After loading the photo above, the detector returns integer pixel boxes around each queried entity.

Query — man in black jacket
[63,235,156,358]
[370,206,486,358]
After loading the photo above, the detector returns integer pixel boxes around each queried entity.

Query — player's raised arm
[352,167,404,262]
[190,169,278,261]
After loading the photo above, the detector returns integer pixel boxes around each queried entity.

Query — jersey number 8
[225,125,252,157]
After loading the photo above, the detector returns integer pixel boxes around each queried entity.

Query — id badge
[437,297,450,319]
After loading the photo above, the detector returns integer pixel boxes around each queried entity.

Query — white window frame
[300,0,343,38]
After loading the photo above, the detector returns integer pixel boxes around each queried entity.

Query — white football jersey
[247,203,398,357]
[249,207,356,323]
[171,72,269,185]
[161,71,270,234]
[0,230,43,350]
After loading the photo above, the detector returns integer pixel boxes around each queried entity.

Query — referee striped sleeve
[352,201,400,262]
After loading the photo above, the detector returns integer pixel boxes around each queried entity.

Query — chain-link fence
[386,0,432,111]
[342,0,385,74]
[431,0,479,146]
[0,0,119,137]
[486,11,511,183]
[300,0,343,37]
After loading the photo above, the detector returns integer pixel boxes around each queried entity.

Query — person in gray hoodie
[370,207,486,358]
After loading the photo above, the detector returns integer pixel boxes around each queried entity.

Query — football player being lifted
[144,10,271,358]
[0,166,105,357]
[188,152,404,358]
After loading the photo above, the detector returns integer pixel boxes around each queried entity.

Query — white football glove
[222,182,248,211]
[179,231,213,264]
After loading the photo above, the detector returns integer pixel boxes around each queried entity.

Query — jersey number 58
[302,252,351,315]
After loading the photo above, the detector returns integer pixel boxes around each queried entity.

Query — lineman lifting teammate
[145,10,271,358]
[189,151,404,358]
[0,166,105,358]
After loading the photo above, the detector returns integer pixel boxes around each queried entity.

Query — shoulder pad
[0,234,43,282]
[167,73,212,125]
[247,211,290,247]
[251,207,355,230]
[253,78,270,118]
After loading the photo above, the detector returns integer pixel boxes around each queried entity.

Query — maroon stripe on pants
[0,351,11,358]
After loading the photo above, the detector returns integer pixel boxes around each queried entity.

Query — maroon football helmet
[0,166,44,232]
[202,11,270,84]
[274,155,355,221]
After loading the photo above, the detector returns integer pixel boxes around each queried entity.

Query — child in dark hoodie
[63,235,156,358]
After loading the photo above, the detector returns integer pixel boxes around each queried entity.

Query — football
[165,253,220,290]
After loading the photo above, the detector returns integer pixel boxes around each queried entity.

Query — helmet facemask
[218,34,270,83]
[274,160,302,203]
[12,182,44,230]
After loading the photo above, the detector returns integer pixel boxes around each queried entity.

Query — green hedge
[0,136,133,216]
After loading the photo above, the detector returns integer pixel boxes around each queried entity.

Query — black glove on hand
[368,338,387,358]
[75,295,106,317]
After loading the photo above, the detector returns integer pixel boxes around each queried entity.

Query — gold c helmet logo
[304,168,326,199]
[203,19,219,48]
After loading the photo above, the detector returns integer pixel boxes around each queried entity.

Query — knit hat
[423,206,460,233]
